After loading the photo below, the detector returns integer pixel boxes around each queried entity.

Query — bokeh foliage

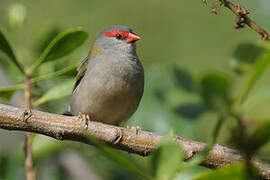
[0,0,270,180]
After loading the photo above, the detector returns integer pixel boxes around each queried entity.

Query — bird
[68,25,144,127]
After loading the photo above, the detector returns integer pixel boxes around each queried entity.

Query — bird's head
[90,25,141,56]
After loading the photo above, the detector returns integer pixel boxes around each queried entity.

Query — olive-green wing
[73,57,89,92]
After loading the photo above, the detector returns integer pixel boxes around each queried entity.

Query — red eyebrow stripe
[104,30,129,39]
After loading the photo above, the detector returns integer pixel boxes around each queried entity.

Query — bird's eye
[115,34,122,40]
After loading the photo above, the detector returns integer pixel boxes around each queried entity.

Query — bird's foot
[113,127,123,144]
[22,109,32,122]
[78,112,90,129]
[126,125,141,135]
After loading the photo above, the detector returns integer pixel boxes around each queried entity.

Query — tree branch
[0,103,269,179]
[203,0,270,40]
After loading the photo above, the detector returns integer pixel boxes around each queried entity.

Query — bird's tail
[62,111,72,116]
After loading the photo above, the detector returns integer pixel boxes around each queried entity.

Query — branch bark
[0,103,269,179]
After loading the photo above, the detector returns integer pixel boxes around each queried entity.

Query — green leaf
[33,79,74,107]
[173,103,207,120]
[0,64,77,96]
[83,131,151,180]
[32,135,67,161]
[230,43,264,74]
[249,121,270,152]
[231,120,270,156]
[241,84,270,112]
[35,27,61,55]
[0,155,8,178]
[237,52,270,105]
[0,83,24,101]
[31,64,78,84]
[0,57,24,82]
[173,67,195,92]
[174,166,210,180]
[151,132,182,180]
[0,90,15,101]
[186,116,224,166]
[200,72,231,115]
[154,89,166,102]
[1,154,23,180]
[29,27,88,75]
[0,29,24,73]
[194,163,250,180]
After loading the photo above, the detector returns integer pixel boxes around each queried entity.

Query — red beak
[126,32,141,43]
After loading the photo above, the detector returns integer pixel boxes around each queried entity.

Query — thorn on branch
[23,109,32,122]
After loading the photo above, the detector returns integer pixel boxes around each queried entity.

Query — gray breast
[70,54,144,125]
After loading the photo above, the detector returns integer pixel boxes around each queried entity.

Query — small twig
[23,73,36,180]
[202,0,270,40]
[24,132,35,180]
[0,104,269,179]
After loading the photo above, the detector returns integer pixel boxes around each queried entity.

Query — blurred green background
[0,0,270,179]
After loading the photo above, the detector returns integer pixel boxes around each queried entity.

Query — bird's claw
[113,128,123,144]
[127,125,141,135]
[78,112,90,129]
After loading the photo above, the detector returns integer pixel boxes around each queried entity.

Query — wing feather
[73,57,89,92]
